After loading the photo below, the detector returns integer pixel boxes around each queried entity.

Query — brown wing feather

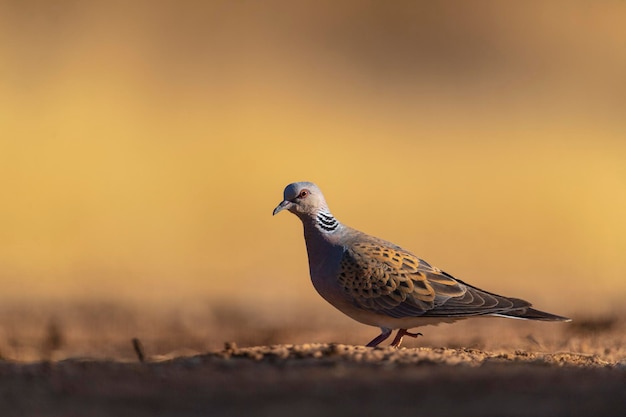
[338,241,466,316]
[338,241,527,319]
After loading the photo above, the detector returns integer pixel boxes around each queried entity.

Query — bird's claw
[390,328,423,347]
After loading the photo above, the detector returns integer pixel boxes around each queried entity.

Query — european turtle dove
[273,182,570,347]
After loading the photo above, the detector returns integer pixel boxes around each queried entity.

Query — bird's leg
[366,328,393,347]
[390,328,423,348]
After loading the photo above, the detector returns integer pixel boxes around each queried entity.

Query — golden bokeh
[1,1,625,317]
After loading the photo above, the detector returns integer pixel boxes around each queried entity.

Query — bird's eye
[298,189,309,199]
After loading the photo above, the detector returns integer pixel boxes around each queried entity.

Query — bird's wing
[338,241,526,318]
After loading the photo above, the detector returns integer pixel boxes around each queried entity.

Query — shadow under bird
[273,181,571,348]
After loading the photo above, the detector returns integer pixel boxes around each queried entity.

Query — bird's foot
[366,328,393,347]
[390,328,423,348]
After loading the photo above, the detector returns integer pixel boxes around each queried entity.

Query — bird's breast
[303,236,345,297]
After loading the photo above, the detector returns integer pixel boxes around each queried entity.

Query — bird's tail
[496,302,571,322]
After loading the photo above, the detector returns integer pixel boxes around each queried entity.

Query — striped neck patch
[315,210,340,233]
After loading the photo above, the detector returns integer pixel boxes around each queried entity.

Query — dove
[273,181,570,347]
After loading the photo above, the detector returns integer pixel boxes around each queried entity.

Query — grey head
[272,182,330,219]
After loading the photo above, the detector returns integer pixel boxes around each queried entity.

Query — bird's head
[273,182,329,218]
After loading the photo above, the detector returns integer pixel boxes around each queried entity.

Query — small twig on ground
[132,338,146,362]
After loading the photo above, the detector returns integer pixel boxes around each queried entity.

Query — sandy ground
[1,344,625,417]
[0,303,625,416]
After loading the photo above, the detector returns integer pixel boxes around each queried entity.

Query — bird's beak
[273,200,292,216]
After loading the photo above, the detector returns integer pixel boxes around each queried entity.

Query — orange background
[1,1,625,317]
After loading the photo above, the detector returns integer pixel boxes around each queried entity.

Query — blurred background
[1,0,625,360]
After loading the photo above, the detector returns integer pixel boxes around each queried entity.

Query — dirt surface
[1,343,625,417]
[1,303,625,416]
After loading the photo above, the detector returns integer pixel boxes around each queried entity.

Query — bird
[273,181,571,348]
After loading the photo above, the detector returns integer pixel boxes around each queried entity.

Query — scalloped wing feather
[338,241,528,319]
[338,241,465,315]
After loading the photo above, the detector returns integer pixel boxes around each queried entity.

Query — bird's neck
[300,209,346,281]
[313,208,341,233]
[300,208,344,244]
